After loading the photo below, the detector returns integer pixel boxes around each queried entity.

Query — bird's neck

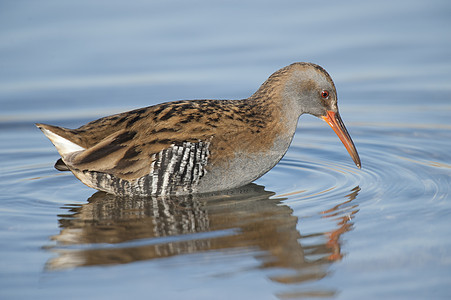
[247,86,300,138]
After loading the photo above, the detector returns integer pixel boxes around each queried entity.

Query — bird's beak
[321,111,361,168]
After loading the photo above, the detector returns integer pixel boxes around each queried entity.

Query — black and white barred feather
[83,141,210,196]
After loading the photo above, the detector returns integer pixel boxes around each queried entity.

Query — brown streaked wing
[63,99,273,181]
[65,129,164,180]
[66,126,216,181]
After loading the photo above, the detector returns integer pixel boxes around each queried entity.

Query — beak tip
[323,111,362,170]
[353,156,361,169]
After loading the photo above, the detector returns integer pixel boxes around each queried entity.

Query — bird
[36,62,361,197]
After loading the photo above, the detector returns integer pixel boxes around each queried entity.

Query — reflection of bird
[46,183,359,298]
[48,184,298,270]
[37,63,360,196]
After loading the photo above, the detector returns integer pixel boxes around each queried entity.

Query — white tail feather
[40,127,85,156]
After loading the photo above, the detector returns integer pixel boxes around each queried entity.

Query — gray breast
[195,133,295,193]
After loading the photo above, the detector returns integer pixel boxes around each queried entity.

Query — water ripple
[272,123,451,209]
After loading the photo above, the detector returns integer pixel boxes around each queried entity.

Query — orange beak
[321,111,361,168]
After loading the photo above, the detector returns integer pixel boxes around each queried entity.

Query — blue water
[1,0,451,299]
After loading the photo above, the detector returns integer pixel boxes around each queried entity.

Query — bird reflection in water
[46,184,360,295]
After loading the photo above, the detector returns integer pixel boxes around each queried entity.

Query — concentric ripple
[264,121,451,213]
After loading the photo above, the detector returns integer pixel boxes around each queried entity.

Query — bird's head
[279,62,361,168]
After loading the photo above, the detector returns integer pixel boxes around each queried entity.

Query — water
[1,0,451,299]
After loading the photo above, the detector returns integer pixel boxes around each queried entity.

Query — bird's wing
[64,127,212,181]
[37,99,262,182]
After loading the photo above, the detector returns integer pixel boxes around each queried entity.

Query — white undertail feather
[39,127,85,156]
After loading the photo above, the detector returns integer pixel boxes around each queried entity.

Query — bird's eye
[321,90,329,99]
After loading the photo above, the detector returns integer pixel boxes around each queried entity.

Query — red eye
[321,90,329,99]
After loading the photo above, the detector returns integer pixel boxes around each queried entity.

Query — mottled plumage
[37,62,361,196]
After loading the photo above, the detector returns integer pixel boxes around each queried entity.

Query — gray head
[281,62,338,118]
[262,62,361,168]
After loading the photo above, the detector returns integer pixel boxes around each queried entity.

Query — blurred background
[1,0,449,119]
